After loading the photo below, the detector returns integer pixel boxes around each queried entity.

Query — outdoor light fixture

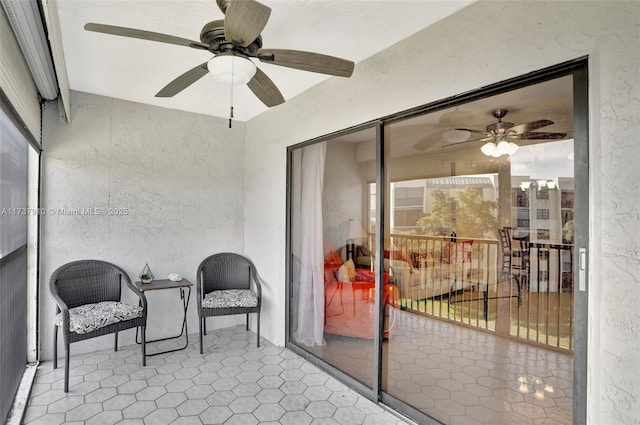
[519,181,532,191]
[520,179,558,191]
[207,54,256,85]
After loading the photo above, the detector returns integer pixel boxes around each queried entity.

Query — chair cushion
[203,289,258,309]
[54,301,143,334]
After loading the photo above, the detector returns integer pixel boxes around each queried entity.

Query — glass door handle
[579,247,586,291]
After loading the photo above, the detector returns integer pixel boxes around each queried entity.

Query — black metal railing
[371,234,574,351]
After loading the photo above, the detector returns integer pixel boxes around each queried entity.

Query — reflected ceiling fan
[445,108,566,157]
[412,107,474,151]
[84,0,355,122]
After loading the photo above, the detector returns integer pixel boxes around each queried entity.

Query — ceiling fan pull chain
[228,58,235,128]
[228,86,233,128]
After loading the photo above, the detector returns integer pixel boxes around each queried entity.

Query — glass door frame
[285,58,589,425]
[285,121,382,401]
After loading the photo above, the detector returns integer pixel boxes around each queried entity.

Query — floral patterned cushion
[54,301,143,334]
[203,289,258,309]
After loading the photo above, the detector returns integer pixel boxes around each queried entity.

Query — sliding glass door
[287,61,588,425]
[288,126,379,391]
[380,75,577,424]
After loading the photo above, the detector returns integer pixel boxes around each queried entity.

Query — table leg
[325,281,344,319]
[136,286,191,356]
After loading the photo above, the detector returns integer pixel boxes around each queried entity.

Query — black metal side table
[135,278,192,356]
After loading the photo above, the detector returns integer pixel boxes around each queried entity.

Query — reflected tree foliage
[417,188,498,239]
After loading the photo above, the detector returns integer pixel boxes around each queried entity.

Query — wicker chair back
[196,252,262,353]
[51,260,123,309]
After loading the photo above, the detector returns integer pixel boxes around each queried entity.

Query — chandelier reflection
[518,375,555,400]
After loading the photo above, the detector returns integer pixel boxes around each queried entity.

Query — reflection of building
[381,175,573,245]
[381,175,574,293]
[510,176,575,293]
[511,176,574,244]
[389,176,497,233]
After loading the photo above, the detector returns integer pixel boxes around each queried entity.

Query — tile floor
[310,310,573,425]
[22,325,415,425]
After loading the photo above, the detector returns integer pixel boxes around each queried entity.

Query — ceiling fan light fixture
[497,140,519,156]
[207,55,256,85]
[481,141,498,157]
[481,140,519,157]
[496,140,511,155]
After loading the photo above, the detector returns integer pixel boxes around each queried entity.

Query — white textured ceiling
[54,0,474,121]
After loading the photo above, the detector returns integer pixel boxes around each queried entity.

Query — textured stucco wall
[244,1,640,424]
[40,91,246,359]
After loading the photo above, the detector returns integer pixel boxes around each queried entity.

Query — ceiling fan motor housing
[487,108,513,133]
[200,20,262,54]
[200,20,226,51]
[487,120,514,133]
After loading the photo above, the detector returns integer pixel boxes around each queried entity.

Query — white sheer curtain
[294,141,326,346]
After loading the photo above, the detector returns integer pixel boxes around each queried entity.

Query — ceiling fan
[83,0,355,113]
[444,108,567,157]
[412,107,475,151]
